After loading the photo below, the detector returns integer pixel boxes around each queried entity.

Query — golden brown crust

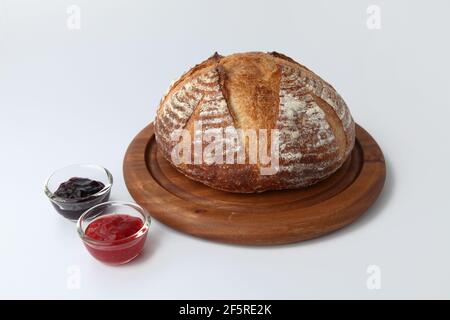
[220,53,281,131]
[155,52,355,193]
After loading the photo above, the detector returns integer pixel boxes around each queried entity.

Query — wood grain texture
[123,122,386,245]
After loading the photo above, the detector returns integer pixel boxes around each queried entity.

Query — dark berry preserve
[50,177,111,220]
[54,177,105,199]
[45,165,113,221]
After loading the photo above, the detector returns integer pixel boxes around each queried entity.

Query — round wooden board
[123,122,386,245]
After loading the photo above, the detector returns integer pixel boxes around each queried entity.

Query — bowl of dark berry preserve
[77,201,150,265]
[44,164,113,221]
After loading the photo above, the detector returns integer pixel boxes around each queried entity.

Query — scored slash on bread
[155,52,355,193]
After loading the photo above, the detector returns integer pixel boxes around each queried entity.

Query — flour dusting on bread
[155,52,355,193]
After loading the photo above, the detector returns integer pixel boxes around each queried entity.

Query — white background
[1,0,449,299]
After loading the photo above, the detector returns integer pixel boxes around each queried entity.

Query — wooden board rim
[123,122,386,245]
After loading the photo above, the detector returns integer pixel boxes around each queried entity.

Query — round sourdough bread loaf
[155,52,355,193]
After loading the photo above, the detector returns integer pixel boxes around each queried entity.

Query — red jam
[84,214,147,264]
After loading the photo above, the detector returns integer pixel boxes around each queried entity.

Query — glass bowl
[44,164,113,221]
[77,201,150,265]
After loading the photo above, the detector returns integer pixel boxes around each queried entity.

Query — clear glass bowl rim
[77,200,151,246]
[44,163,113,204]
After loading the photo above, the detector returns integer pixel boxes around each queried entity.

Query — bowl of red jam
[44,164,113,221]
[77,201,150,265]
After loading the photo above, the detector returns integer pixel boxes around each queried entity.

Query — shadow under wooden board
[123,122,386,245]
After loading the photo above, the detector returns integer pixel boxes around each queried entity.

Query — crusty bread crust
[155,52,355,193]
